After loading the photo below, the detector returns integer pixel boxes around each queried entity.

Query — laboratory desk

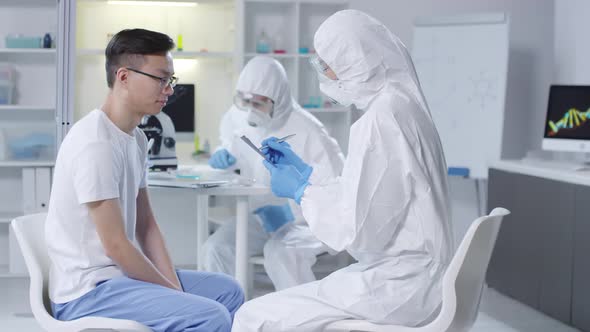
[148,168,269,299]
[487,159,590,331]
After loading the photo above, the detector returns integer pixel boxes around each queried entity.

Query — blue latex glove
[253,204,295,233]
[261,137,313,179]
[208,149,236,169]
[263,160,310,204]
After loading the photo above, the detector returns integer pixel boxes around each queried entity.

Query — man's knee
[207,305,232,332]
[184,301,232,332]
[214,273,245,314]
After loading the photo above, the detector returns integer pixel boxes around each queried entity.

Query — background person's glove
[208,149,236,169]
[253,204,295,233]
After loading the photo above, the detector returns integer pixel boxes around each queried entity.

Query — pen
[259,134,296,151]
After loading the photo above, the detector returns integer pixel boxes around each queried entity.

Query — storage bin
[5,35,41,48]
[7,132,54,160]
[0,64,15,81]
[0,81,14,105]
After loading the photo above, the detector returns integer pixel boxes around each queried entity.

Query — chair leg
[336,251,351,268]
[247,262,254,299]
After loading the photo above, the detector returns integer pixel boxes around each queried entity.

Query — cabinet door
[487,169,542,309]
[487,169,575,324]
[534,175,574,324]
[572,185,590,331]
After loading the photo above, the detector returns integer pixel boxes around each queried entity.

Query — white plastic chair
[324,207,510,332]
[10,213,151,332]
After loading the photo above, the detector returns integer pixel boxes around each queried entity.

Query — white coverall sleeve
[303,124,345,181]
[288,121,345,224]
[300,113,414,252]
[217,108,237,152]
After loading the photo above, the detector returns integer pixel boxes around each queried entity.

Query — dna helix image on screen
[547,107,590,136]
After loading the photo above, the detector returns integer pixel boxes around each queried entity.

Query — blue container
[256,42,271,54]
[43,33,51,48]
[8,133,53,160]
[5,36,42,49]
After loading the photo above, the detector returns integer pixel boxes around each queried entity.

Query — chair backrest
[430,207,509,332]
[11,213,153,332]
[10,213,58,328]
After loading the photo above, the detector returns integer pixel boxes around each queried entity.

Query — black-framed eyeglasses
[126,67,178,89]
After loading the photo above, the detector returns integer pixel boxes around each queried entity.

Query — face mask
[319,80,354,107]
[247,107,272,127]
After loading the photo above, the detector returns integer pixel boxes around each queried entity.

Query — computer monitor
[161,83,195,141]
[542,85,590,153]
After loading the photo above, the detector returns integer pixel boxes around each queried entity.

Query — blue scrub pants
[52,269,244,332]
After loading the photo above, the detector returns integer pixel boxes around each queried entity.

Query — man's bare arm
[135,188,181,290]
[88,198,180,290]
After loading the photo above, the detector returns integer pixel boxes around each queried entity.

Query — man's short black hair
[105,28,175,88]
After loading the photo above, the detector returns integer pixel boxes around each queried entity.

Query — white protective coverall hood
[235,56,293,130]
[315,10,429,112]
[202,56,344,291]
[233,10,454,331]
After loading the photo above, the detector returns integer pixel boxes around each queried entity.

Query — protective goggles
[233,91,274,113]
[309,55,331,79]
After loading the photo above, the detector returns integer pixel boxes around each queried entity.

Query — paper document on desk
[148,178,229,188]
[148,170,255,188]
[148,171,228,188]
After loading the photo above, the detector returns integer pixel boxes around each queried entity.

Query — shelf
[174,51,233,59]
[0,211,20,224]
[89,0,233,4]
[299,0,348,3]
[245,53,317,59]
[245,0,345,3]
[0,48,55,54]
[0,48,56,62]
[0,265,27,279]
[0,105,54,112]
[245,0,297,3]
[305,107,350,113]
[1,0,56,6]
[245,52,299,58]
[0,160,55,168]
[77,49,233,59]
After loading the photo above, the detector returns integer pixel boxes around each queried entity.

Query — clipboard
[240,135,269,160]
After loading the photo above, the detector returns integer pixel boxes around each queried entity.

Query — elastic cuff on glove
[301,166,313,183]
[294,181,309,205]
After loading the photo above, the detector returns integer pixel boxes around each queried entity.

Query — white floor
[0,276,581,332]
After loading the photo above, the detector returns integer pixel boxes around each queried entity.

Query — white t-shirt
[45,109,148,304]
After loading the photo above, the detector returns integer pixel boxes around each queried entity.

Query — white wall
[554,0,590,84]
[348,0,555,241]
[350,0,554,159]
[74,1,235,148]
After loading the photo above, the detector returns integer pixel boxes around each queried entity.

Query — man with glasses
[201,56,345,292]
[45,29,243,332]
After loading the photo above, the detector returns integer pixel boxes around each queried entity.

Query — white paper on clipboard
[240,135,268,160]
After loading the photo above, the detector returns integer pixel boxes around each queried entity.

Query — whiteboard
[411,13,509,179]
